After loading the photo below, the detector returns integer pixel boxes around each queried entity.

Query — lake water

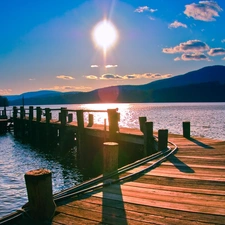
[0,102,225,218]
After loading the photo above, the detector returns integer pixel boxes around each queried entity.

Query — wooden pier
[0,106,225,225]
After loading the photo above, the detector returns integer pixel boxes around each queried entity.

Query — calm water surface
[0,102,225,218]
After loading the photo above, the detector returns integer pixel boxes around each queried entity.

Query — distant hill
[6,65,225,105]
[6,90,62,102]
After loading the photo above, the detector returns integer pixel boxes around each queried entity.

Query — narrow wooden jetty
[1,106,225,224]
[3,134,225,225]
[51,135,225,225]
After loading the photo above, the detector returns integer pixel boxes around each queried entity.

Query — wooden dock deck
[11,133,224,225]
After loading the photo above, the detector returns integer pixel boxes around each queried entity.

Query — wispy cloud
[56,75,75,80]
[105,65,118,68]
[208,48,225,56]
[134,6,157,13]
[91,65,99,68]
[184,1,223,21]
[221,39,225,43]
[148,16,155,20]
[169,20,187,29]
[86,73,171,80]
[100,74,123,80]
[85,75,98,80]
[180,53,210,61]
[29,78,36,81]
[222,57,225,60]
[163,40,209,53]
[0,89,12,95]
[40,85,92,92]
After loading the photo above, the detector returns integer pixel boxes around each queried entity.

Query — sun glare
[92,20,118,52]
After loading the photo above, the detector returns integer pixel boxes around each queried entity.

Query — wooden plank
[78,194,225,224]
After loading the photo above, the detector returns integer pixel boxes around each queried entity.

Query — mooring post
[24,169,56,221]
[19,106,25,139]
[68,113,73,123]
[13,106,18,136]
[29,106,33,121]
[36,107,42,122]
[183,121,191,138]
[35,107,42,146]
[87,113,94,127]
[45,108,51,147]
[103,142,118,175]
[76,110,85,162]
[28,106,34,142]
[107,109,119,141]
[139,117,147,133]
[144,121,154,156]
[158,129,168,151]
[59,108,67,150]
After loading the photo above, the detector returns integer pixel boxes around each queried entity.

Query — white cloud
[221,39,225,43]
[174,57,181,61]
[169,20,187,29]
[163,40,209,54]
[91,65,99,68]
[29,78,36,81]
[181,53,210,61]
[56,75,75,80]
[40,85,91,92]
[208,48,225,56]
[134,6,157,13]
[0,89,12,95]
[184,1,223,21]
[85,75,98,80]
[105,65,118,68]
[85,72,172,80]
[100,74,123,80]
[222,57,225,60]
[148,16,155,21]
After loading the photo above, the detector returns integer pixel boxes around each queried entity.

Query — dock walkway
[13,133,224,225]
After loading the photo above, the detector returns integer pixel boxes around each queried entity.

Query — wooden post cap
[24,168,56,221]
[103,142,119,175]
[25,168,51,177]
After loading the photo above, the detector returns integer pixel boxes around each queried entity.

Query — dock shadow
[168,154,195,173]
[102,172,128,225]
[187,137,214,149]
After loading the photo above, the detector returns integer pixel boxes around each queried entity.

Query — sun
[92,20,118,52]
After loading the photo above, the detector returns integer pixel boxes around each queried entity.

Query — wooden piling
[183,121,190,138]
[20,106,25,139]
[28,106,34,142]
[68,113,73,123]
[107,109,119,141]
[139,117,147,133]
[35,107,42,146]
[87,114,94,127]
[143,121,154,156]
[45,108,51,147]
[103,142,118,175]
[36,107,42,122]
[59,107,67,150]
[158,129,168,151]
[13,106,18,136]
[76,110,85,162]
[24,169,56,221]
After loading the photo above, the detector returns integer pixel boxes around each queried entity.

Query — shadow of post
[168,154,195,173]
[101,172,128,225]
[187,137,214,149]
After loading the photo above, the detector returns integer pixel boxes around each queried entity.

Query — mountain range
[6,65,225,105]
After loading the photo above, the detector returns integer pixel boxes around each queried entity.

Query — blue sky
[0,0,225,95]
